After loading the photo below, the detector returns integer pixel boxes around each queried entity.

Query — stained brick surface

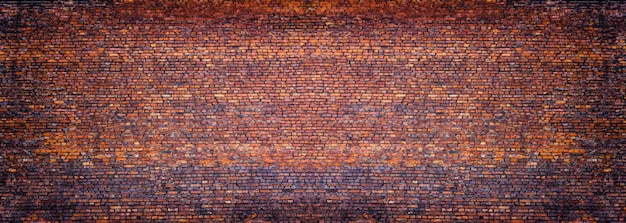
[1,0,625,222]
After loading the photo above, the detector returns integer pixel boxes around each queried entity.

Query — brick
[0,0,624,222]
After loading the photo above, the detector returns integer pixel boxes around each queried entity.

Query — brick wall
[1,0,625,222]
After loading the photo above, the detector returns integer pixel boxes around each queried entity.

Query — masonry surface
[1,0,625,222]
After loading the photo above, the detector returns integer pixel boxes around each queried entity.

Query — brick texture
[1,0,625,222]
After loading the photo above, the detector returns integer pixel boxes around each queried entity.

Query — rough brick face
[1,0,625,222]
